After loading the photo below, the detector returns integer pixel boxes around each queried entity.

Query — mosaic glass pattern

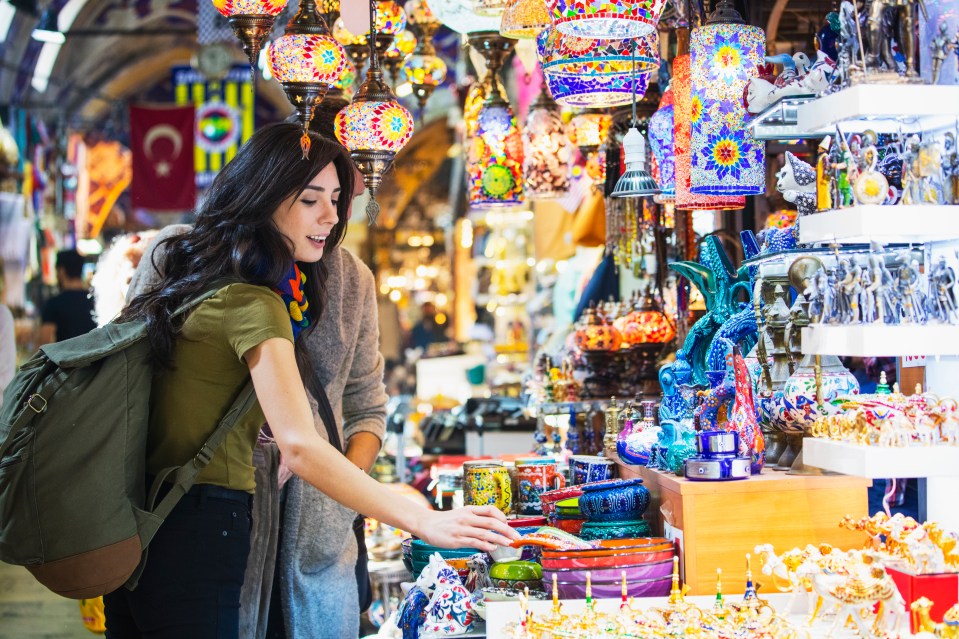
[332,1,406,42]
[523,99,571,199]
[537,27,658,76]
[672,54,745,211]
[468,101,525,207]
[334,100,414,152]
[269,34,349,84]
[501,0,550,38]
[464,79,506,137]
[385,29,417,61]
[648,87,675,198]
[333,17,365,45]
[333,58,356,91]
[426,0,501,32]
[545,71,647,107]
[402,53,448,86]
[545,0,667,39]
[567,112,610,148]
[213,0,287,17]
[689,23,766,196]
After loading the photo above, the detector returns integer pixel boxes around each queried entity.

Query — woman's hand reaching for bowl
[415,506,521,553]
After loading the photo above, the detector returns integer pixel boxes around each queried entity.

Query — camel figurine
[911,597,959,638]
[813,567,905,638]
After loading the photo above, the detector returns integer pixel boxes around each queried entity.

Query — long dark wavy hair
[122,122,355,370]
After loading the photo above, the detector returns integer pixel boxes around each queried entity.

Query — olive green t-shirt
[147,283,294,493]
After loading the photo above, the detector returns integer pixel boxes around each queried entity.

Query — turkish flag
[130,104,196,211]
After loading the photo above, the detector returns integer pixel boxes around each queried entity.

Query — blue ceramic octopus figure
[705,306,758,374]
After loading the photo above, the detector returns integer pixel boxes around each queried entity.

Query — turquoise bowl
[578,519,651,541]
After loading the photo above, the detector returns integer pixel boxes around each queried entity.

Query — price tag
[902,355,927,368]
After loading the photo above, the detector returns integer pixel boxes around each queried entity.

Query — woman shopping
[107,122,518,638]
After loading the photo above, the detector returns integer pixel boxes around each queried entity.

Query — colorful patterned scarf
[273,263,310,340]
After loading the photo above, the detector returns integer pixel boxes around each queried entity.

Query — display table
[614,457,871,595]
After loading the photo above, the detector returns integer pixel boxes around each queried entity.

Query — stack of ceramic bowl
[539,485,586,534]
[577,478,651,541]
[405,539,484,579]
[541,538,675,599]
[489,560,544,592]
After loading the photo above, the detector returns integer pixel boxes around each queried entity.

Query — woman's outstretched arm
[246,337,519,551]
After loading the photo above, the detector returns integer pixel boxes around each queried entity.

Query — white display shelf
[804,439,959,532]
[798,205,959,244]
[796,84,959,133]
[804,438,959,479]
[800,324,959,357]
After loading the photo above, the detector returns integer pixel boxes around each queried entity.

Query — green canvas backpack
[0,285,255,599]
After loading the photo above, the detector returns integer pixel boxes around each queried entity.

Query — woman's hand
[414,506,521,553]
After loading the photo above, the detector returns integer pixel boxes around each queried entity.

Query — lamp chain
[369,0,378,71]
[631,39,637,128]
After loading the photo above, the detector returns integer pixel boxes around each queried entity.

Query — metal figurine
[931,21,957,84]
[859,255,881,324]
[896,257,927,324]
[866,0,927,80]
[836,1,861,89]
[943,132,959,205]
[877,254,900,325]
[928,255,958,324]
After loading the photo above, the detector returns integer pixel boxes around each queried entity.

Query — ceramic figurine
[901,135,945,205]
[836,2,861,88]
[744,52,831,115]
[727,349,765,474]
[776,151,817,236]
[927,255,958,324]
[694,369,737,431]
[816,137,834,211]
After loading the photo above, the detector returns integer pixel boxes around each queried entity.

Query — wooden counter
[615,456,871,596]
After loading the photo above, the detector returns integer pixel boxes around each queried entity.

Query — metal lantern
[523,87,571,199]
[466,32,524,208]
[673,52,744,211]
[545,0,667,39]
[544,70,647,108]
[317,0,339,26]
[402,2,447,113]
[500,0,549,39]
[213,0,290,74]
[537,26,658,77]
[269,0,348,156]
[689,0,766,196]
[334,0,415,223]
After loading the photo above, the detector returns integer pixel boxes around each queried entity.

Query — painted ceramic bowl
[490,560,542,582]
[494,577,545,591]
[482,587,550,603]
[541,547,675,571]
[508,515,548,528]
[552,514,587,535]
[542,558,673,584]
[555,497,582,517]
[578,478,650,522]
[539,485,583,518]
[548,575,672,599]
[578,519,651,541]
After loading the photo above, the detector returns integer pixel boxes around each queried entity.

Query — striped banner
[172,65,254,188]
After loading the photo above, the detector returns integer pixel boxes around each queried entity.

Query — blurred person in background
[39,249,96,344]
[409,301,447,352]
[0,261,14,406]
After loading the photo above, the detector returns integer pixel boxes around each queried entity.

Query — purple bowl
[548,575,672,599]
[543,558,673,584]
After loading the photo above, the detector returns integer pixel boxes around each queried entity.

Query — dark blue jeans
[104,484,253,639]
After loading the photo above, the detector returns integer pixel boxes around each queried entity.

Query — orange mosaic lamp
[214,0,289,77]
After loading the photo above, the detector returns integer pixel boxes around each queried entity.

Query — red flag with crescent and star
[130,104,196,211]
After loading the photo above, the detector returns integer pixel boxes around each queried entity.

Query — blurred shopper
[40,249,95,344]
[0,261,14,406]
[409,301,447,352]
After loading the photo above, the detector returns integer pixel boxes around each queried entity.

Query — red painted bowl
[543,558,673,584]
[548,575,673,599]
[539,485,584,518]
[552,516,586,536]
[508,515,547,528]
[540,548,675,570]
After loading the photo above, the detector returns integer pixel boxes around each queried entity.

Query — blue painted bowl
[578,478,650,522]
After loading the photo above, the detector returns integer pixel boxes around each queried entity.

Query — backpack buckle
[193,445,215,467]
[26,394,48,414]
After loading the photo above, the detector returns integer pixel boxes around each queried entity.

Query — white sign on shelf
[902,355,927,368]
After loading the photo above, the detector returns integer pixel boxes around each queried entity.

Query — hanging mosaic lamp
[648,85,675,202]
[546,0,667,39]
[689,0,766,196]
[330,57,356,98]
[544,70,646,108]
[426,0,501,33]
[611,40,659,199]
[383,29,417,84]
[402,0,447,113]
[523,85,571,199]
[466,32,524,208]
[269,0,348,157]
[332,2,405,66]
[500,0,549,38]
[472,0,508,17]
[335,0,415,224]
[673,51,744,210]
[213,0,289,76]
[567,112,610,188]
[333,17,371,68]
[464,76,506,137]
[538,26,658,77]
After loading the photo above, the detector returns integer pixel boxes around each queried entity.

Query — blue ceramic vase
[577,478,650,522]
